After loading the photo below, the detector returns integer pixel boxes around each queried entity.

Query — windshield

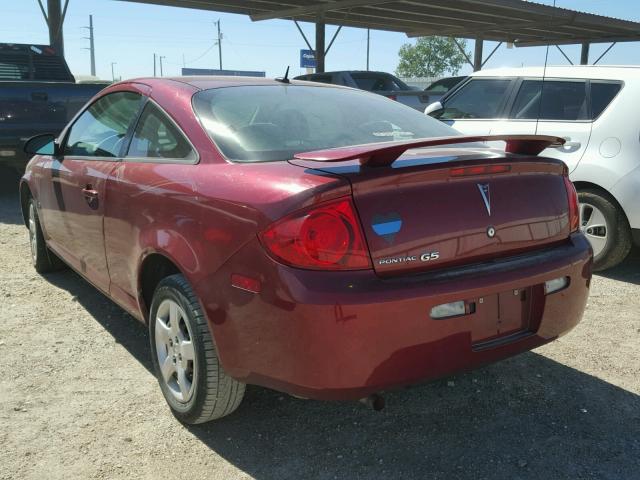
[192,84,458,162]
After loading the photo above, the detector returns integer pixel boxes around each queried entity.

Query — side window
[590,82,622,119]
[64,92,142,157]
[306,74,333,84]
[438,79,511,120]
[126,102,196,161]
[351,73,396,91]
[510,80,588,121]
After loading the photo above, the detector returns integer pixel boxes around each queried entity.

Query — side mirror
[424,101,443,116]
[23,134,59,156]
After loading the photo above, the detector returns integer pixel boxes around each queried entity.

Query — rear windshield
[192,84,457,162]
[0,50,73,81]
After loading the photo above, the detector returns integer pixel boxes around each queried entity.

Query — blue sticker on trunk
[371,213,402,243]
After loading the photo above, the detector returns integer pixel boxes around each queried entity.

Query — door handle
[82,186,99,198]
[553,137,581,150]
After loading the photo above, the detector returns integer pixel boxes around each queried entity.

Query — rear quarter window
[510,80,588,121]
[590,81,622,119]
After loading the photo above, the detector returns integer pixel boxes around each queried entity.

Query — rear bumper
[198,233,592,401]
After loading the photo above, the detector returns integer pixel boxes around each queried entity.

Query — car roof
[298,70,391,76]
[120,76,350,91]
[470,65,640,80]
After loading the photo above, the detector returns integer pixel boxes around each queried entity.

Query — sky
[2,0,640,81]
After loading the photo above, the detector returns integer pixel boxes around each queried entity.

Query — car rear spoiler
[294,134,565,167]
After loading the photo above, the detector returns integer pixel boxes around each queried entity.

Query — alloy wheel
[154,299,196,403]
[579,202,608,258]
[28,203,38,264]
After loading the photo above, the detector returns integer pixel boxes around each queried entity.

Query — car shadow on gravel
[41,267,640,479]
[184,357,639,480]
[43,269,153,372]
[597,247,640,285]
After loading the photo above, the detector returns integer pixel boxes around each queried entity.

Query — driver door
[41,91,144,292]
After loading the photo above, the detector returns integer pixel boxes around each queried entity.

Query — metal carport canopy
[115,0,640,70]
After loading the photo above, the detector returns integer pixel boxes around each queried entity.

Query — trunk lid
[291,147,571,277]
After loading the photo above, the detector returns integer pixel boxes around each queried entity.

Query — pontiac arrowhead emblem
[477,183,491,216]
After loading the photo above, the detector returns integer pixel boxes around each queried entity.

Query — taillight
[387,95,397,101]
[450,164,511,177]
[259,198,372,270]
[564,176,579,232]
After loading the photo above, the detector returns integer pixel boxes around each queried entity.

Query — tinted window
[193,85,457,162]
[426,76,465,93]
[64,92,142,157]
[438,79,511,120]
[127,102,196,161]
[303,74,333,84]
[0,49,73,81]
[351,73,403,91]
[510,80,588,121]
[590,82,621,119]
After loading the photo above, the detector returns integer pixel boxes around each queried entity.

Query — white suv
[426,66,640,270]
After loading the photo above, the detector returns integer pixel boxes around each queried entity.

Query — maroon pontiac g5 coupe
[20,77,592,423]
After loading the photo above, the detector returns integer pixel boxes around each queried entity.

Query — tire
[149,274,245,424]
[578,189,632,271]
[27,199,66,273]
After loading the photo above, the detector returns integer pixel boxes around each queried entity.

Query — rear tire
[149,274,245,424]
[578,189,631,271]
[27,199,66,273]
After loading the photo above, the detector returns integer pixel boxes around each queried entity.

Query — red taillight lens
[564,176,579,232]
[387,95,397,101]
[259,199,372,270]
[450,164,511,177]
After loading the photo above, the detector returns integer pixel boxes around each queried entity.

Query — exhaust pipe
[359,393,385,411]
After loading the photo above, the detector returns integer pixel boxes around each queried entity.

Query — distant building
[181,68,265,77]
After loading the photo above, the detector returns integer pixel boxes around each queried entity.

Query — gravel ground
[1,167,638,480]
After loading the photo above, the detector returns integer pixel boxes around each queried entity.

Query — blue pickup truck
[0,43,109,171]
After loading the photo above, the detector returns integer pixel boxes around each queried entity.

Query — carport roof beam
[115,0,640,50]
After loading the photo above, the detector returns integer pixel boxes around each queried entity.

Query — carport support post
[47,0,64,56]
[473,37,484,71]
[315,20,326,73]
[580,42,590,65]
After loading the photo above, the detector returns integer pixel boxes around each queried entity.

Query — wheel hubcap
[155,299,196,403]
[579,202,608,257]
[28,203,38,263]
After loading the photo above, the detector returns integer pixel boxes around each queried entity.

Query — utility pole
[82,15,96,76]
[366,28,370,71]
[214,19,223,70]
[159,56,166,76]
[153,53,157,77]
[111,62,117,81]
